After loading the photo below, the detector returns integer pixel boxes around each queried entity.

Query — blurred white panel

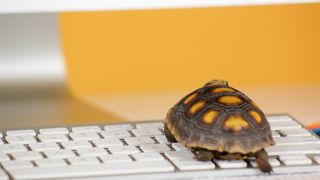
[0,0,319,14]
[0,14,65,93]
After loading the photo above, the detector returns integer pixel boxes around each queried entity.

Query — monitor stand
[0,13,122,130]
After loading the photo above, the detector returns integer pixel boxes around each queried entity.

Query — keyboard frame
[1,114,320,180]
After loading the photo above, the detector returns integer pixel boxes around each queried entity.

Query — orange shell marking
[202,110,219,125]
[212,87,235,94]
[218,96,242,105]
[184,93,197,104]
[189,101,205,114]
[224,115,250,132]
[248,110,262,123]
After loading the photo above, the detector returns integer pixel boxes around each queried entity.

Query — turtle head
[205,80,229,87]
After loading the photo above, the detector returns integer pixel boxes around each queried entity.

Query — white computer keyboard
[0,115,320,180]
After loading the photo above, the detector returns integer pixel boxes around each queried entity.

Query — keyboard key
[0,144,27,153]
[69,132,101,141]
[124,136,155,145]
[280,129,312,137]
[35,158,67,167]
[278,154,307,159]
[171,143,188,151]
[100,154,132,163]
[267,115,293,122]
[92,138,123,147]
[184,158,216,170]
[273,136,320,145]
[140,144,171,153]
[132,128,163,137]
[250,158,280,167]
[154,135,170,144]
[39,127,69,135]
[77,147,109,157]
[165,150,194,159]
[269,121,301,130]
[274,165,320,175]
[100,130,131,139]
[0,153,10,162]
[135,122,164,129]
[44,149,76,159]
[132,152,164,161]
[215,160,247,168]
[38,134,69,142]
[6,129,36,137]
[108,145,140,154]
[5,135,36,144]
[28,142,60,151]
[9,161,174,179]
[72,126,101,133]
[68,156,100,165]
[61,140,92,150]
[11,151,43,160]
[2,160,34,170]
[165,151,215,170]
[104,124,134,131]
[266,144,320,155]
[279,154,312,166]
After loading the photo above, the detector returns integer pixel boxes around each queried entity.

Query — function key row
[2,122,164,137]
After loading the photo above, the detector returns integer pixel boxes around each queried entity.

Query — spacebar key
[9,161,174,180]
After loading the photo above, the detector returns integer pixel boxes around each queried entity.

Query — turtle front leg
[195,149,214,161]
[255,149,272,173]
[164,123,177,143]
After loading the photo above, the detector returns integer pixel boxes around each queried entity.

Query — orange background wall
[60,3,320,96]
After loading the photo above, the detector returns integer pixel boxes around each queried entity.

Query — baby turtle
[164,80,275,173]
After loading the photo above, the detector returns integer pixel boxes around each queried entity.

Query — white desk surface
[84,84,320,126]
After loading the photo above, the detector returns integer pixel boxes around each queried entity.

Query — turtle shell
[165,81,275,154]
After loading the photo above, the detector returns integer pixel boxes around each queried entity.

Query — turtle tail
[255,149,273,173]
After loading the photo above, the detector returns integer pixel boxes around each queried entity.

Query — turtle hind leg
[164,123,177,143]
[195,149,214,161]
[255,149,273,173]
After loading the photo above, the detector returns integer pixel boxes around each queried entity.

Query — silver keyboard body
[0,114,320,180]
